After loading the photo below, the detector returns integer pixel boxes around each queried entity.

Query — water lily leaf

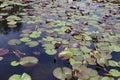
[53,67,72,80]
[25,41,39,47]
[45,49,57,55]
[19,56,38,67]
[43,44,55,49]
[109,69,120,77]
[110,45,120,52]
[9,74,21,80]
[20,37,31,42]
[58,47,73,60]
[27,21,35,24]
[0,57,3,61]
[62,40,69,44]
[101,77,114,80]
[0,3,8,8]
[9,73,31,80]
[6,15,21,21]
[0,48,9,56]
[43,36,54,41]
[20,33,29,37]
[29,31,41,38]
[22,29,32,34]
[80,46,91,53]
[11,61,20,66]
[90,76,100,80]
[108,60,120,67]
[8,39,21,45]
[7,20,17,25]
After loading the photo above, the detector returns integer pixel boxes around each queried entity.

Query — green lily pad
[29,31,41,38]
[45,49,57,55]
[25,41,39,47]
[43,44,55,49]
[101,77,114,80]
[7,20,17,25]
[19,56,38,67]
[108,60,120,67]
[43,36,54,41]
[58,47,73,60]
[109,69,120,77]
[11,61,20,66]
[6,15,21,21]
[53,67,72,80]
[20,37,31,42]
[8,39,21,45]
[9,73,31,80]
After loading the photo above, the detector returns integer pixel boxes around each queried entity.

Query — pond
[0,0,120,80]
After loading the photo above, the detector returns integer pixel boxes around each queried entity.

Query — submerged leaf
[0,48,9,56]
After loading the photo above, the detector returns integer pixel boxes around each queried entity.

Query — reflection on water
[0,20,22,35]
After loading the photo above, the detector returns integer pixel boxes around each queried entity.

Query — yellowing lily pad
[58,47,73,60]
[19,56,38,67]
[8,39,21,45]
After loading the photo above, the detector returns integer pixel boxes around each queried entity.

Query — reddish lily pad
[0,48,9,56]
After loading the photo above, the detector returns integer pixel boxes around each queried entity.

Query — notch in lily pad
[58,47,74,60]
[53,67,72,80]
[9,73,31,80]
[11,56,39,67]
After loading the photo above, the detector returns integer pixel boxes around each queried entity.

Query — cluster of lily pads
[0,0,120,80]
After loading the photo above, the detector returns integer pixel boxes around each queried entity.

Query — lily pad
[11,61,20,66]
[29,31,41,38]
[53,67,72,80]
[20,37,31,42]
[58,47,73,60]
[109,69,120,77]
[7,20,17,25]
[25,41,39,47]
[9,73,31,80]
[45,49,57,55]
[19,56,38,67]
[8,39,21,45]
[0,48,9,56]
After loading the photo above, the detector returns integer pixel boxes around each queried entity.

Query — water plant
[0,0,120,80]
